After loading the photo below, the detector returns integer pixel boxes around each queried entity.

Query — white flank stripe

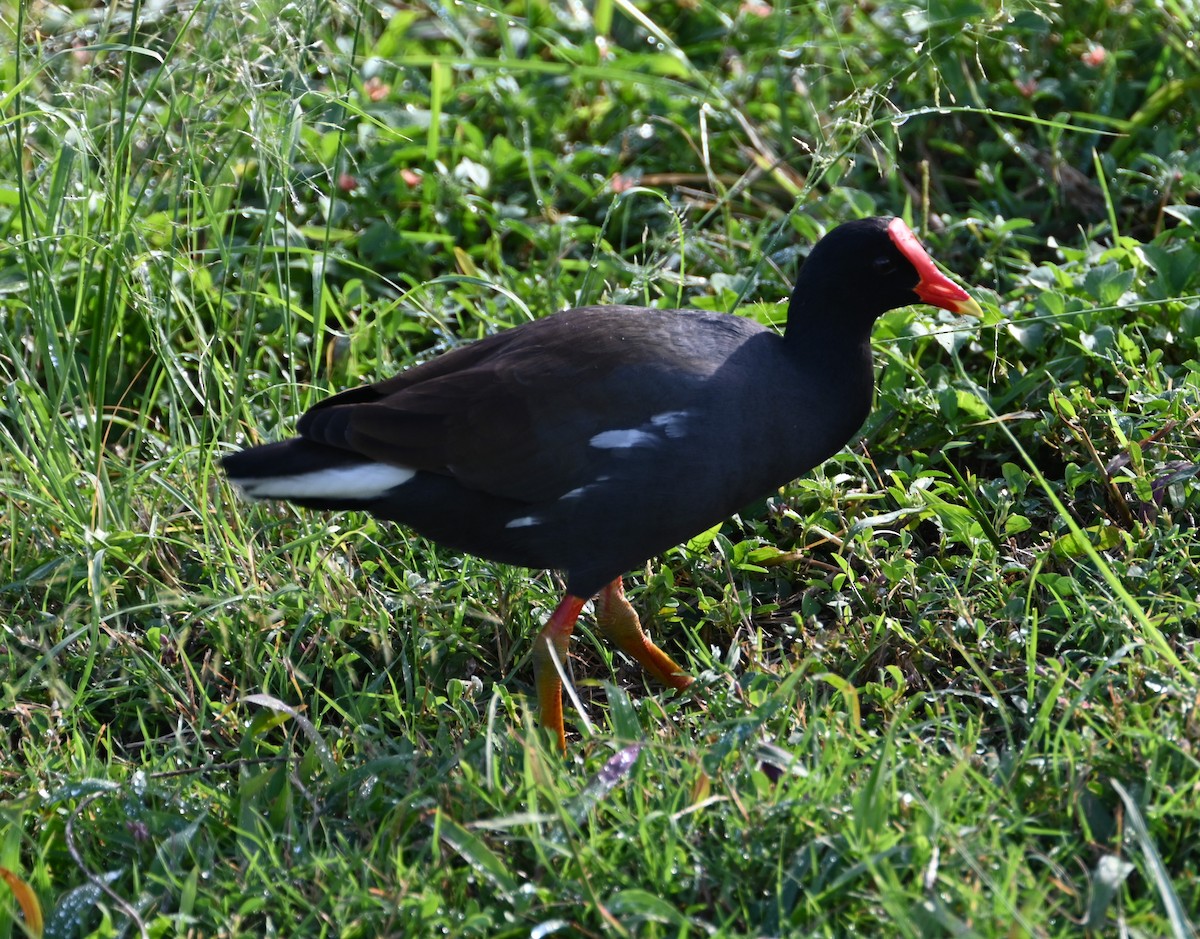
[234,463,416,500]
[506,515,540,528]
[557,475,611,502]
[589,428,657,449]
[590,412,691,450]
[649,410,690,437]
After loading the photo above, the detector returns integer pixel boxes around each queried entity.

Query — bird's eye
[873,256,898,275]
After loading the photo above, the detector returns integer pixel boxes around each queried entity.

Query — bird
[222,215,983,749]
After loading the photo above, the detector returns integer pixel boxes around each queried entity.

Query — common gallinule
[223,216,982,748]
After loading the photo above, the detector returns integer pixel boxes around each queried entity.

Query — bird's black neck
[781,292,877,369]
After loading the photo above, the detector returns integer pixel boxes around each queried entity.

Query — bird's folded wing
[298,340,697,503]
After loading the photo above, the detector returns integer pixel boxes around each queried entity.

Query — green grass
[3,0,1200,935]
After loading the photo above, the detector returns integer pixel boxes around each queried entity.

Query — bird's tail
[221,438,415,506]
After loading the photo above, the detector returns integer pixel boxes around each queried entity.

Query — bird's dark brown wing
[296,308,739,503]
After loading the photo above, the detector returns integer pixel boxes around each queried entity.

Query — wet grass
[2,0,1199,935]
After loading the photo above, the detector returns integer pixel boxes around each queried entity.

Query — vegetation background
[2,0,1199,935]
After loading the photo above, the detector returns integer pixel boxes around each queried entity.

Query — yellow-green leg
[532,594,586,750]
[532,580,692,750]
[593,577,693,691]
